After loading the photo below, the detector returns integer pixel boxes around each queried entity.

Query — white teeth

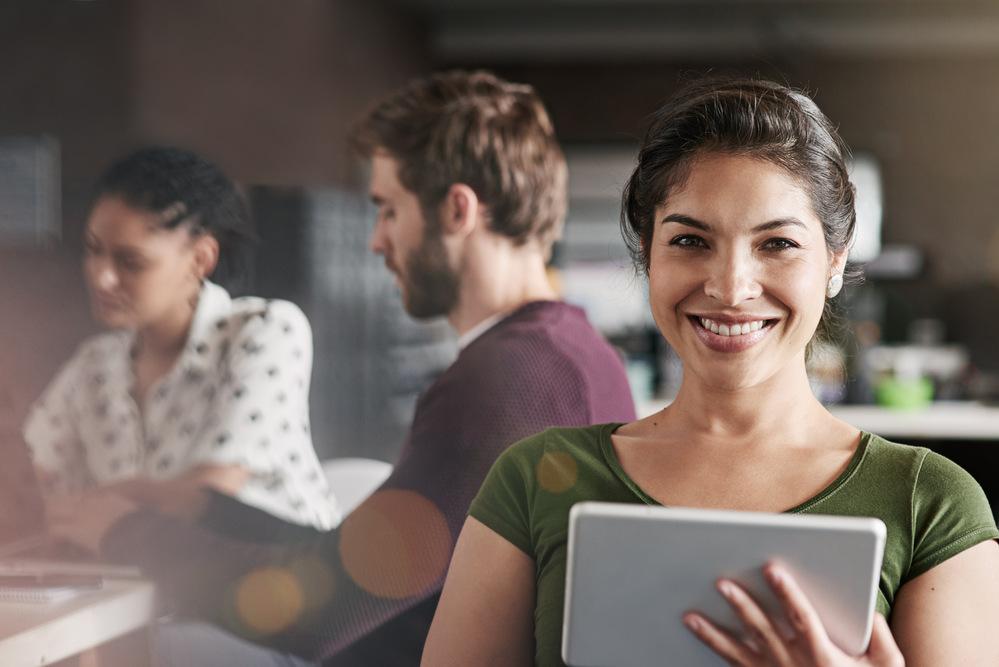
[698,317,768,337]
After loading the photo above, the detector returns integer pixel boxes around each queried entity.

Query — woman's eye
[116,256,146,273]
[762,237,800,251]
[669,234,707,249]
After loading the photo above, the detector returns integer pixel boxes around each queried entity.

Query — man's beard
[401,228,460,319]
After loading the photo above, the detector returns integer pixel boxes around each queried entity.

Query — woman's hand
[148,463,252,518]
[683,563,904,667]
[45,463,250,554]
[101,463,251,519]
[46,490,138,555]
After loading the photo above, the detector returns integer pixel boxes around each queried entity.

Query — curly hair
[92,146,256,288]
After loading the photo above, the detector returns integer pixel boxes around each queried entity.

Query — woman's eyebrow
[751,218,807,232]
[659,214,807,233]
[660,213,709,230]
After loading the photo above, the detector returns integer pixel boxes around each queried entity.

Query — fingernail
[683,615,701,631]
[766,566,784,585]
[718,580,736,597]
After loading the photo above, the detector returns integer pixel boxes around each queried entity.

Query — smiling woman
[647,152,843,388]
[421,77,999,667]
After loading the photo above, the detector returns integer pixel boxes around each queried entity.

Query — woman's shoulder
[221,296,311,340]
[69,330,131,369]
[850,431,993,530]
[859,432,980,490]
[860,432,931,470]
[505,423,617,456]
[862,433,998,584]
[490,423,620,482]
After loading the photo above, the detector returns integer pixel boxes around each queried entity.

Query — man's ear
[192,234,220,281]
[440,184,480,238]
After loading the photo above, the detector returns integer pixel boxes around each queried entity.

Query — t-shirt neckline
[597,422,873,514]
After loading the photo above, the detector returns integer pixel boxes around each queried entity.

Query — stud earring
[826,274,843,298]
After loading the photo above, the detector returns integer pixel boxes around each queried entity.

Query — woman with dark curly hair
[24,146,337,530]
[422,78,999,666]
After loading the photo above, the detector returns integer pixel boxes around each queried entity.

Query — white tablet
[563,502,886,667]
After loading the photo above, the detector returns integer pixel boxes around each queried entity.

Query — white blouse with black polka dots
[23,281,339,530]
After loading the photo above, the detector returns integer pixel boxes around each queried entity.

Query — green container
[874,377,934,410]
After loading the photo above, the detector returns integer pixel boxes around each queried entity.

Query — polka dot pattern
[22,281,338,529]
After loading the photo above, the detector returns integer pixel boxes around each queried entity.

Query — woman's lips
[92,295,126,312]
[688,315,777,352]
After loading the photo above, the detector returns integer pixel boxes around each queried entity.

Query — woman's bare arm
[891,540,999,666]
[422,517,535,666]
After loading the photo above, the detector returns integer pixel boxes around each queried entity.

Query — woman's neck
[664,361,828,447]
[136,301,196,361]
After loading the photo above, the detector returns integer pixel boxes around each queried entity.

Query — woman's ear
[191,234,220,281]
[830,248,848,279]
[440,184,481,238]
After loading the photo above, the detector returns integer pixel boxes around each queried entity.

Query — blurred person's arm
[182,300,334,528]
[197,488,324,544]
[23,348,92,494]
[98,464,251,520]
[92,463,453,660]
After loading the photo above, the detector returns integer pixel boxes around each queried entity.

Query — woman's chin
[689,363,775,394]
[92,307,133,330]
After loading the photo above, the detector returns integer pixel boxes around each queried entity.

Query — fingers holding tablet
[683,563,905,667]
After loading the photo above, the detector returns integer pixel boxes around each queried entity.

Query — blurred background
[4,0,999,497]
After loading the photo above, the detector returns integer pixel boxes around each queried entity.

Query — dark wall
[0,0,137,234]
[129,0,428,188]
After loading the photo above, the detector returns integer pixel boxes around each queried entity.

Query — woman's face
[648,153,845,391]
[83,195,205,330]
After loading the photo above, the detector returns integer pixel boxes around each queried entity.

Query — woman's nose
[703,252,762,306]
[87,258,119,291]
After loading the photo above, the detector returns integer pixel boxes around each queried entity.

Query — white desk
[0,567,157,666]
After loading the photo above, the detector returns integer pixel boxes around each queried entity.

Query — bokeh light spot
[536,451,577,494]
[235,567,304,635]
[339,489,452,599]
[288,554,337,611]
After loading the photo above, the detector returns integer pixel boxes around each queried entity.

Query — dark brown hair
[93,146,255,289]
[352,70,567,255]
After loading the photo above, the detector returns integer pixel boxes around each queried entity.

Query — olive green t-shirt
[468,424,999,667]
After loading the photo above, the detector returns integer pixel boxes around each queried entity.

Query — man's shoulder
[466,301,607,361]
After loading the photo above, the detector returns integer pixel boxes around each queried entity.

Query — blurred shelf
[636,399,999,441]
[829,402,999,441]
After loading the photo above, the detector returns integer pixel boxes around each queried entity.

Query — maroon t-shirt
[103,300,636,665]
